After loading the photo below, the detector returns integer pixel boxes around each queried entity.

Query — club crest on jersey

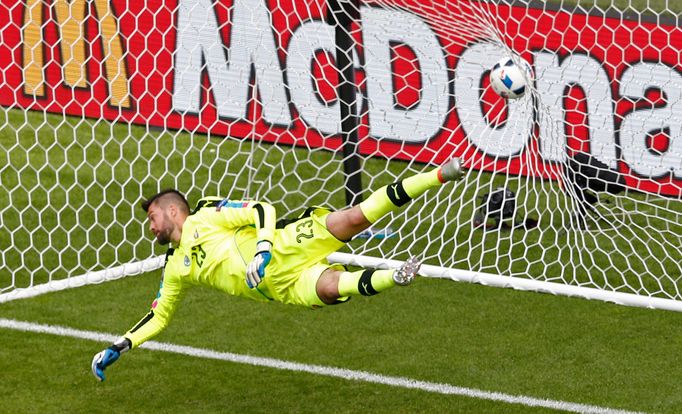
[184,255,191,266]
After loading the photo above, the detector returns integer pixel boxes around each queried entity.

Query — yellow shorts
[284,262,348,308]
[266,207,347,308]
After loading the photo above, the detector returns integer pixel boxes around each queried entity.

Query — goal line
[2,254,681,312]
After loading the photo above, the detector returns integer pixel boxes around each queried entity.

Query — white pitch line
[0,318,645,414]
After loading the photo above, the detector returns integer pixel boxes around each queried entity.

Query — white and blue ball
[489,57,532,100]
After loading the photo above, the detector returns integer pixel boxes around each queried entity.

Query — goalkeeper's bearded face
[147,205,174,245]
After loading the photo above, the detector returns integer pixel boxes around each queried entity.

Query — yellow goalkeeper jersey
[124,197,277,348]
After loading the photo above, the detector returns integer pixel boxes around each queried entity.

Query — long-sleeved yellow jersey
[124,197,277,348]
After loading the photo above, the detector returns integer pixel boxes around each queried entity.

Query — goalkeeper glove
[91,337,131,382]
[246,240,272,288]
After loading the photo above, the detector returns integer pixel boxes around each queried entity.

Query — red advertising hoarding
[1,0,680,195]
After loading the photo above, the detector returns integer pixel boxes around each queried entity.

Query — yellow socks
[359,168,445,223]
[337,269,396,297]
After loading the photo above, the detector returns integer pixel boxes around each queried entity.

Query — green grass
[2,269,682,413]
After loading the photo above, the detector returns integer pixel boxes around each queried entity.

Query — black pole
[328,0,363,206]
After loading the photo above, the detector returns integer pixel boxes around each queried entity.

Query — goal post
[329,0,365,206]
[0,0,681,311]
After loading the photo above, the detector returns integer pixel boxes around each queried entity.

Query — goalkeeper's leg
[325,158,462,241]
[316,256,422,304]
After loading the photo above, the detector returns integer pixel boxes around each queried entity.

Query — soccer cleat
[393,256,421,286]
[439,157,463,182]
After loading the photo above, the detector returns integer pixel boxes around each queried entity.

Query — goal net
[1,0,681,310]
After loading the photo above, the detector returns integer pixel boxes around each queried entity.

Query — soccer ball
[489,57,532,99]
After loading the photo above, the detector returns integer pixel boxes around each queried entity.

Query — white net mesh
[1,0,681,307]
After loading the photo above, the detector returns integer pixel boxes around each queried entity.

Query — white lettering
[455,42,531,157]
[287,22,339,134]
[620,62,682,178]
[362,7,449,143]
[534,52,614,165]
[168,0,682,185]
[173,0,290,124]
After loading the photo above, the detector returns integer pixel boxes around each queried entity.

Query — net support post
[328,0,363,206]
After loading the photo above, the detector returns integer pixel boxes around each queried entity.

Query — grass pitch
[2,267,682,413]
[1,102,681,412]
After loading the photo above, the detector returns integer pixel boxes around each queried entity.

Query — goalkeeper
[92,158,462,381]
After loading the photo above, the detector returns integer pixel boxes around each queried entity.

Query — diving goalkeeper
[91,158,462,381]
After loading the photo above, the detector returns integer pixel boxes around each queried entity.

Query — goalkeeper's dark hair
[141,189,190,215]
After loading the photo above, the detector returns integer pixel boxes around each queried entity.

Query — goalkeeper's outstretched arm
[91,250,184,381]
[92,189,191,381]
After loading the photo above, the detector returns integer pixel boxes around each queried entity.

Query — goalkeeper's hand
[246,240,272,288]
[91,337,131,382]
